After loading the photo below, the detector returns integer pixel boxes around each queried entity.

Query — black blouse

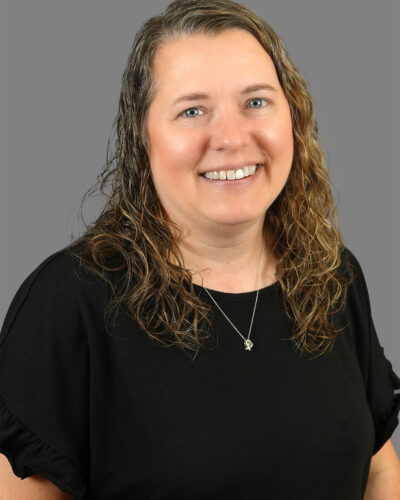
[0,245,399,499]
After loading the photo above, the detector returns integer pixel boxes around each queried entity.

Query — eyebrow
[172,83,278,106]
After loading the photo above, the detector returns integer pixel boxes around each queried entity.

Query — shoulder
[4,244,99,302]
[18,244,107,295]
[329,245,374,346]
[0,244,111,348]
[338,245,369,303]
[339,245,362,278]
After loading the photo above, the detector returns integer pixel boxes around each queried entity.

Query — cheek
[259,117,293,161]
[152,129,201,172]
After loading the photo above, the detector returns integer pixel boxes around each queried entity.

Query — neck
[172,220,278,293]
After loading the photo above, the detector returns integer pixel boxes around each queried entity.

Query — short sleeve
[0,249,89,498]
[346,248,400,456]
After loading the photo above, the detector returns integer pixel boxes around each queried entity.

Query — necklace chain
[201,243,265,351]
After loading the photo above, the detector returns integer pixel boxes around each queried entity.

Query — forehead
[152,29,279,94]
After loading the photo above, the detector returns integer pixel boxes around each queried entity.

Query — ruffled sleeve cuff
[372,367,400,455]
[0,393,87,499]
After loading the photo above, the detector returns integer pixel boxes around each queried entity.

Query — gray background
[0,0,399,454]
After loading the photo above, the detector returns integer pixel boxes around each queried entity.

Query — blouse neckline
[192,279,281,303]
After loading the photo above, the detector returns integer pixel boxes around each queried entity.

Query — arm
[0,453,73,500]
[364,439,400,499]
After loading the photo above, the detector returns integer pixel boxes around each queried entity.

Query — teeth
[235,168,244,179]
[203,164,259,181]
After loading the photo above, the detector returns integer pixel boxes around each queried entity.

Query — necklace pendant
[244,339,253,351]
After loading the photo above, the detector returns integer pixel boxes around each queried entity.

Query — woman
[1,0,399,498]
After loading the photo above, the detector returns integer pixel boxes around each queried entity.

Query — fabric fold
[0,392,87,498]
[373,365,400,455]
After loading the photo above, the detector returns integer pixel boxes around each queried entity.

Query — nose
[208,107,251,152]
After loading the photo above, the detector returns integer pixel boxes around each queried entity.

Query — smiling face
[145,28,294,234]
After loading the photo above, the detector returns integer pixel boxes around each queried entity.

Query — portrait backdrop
[0,0,399,452]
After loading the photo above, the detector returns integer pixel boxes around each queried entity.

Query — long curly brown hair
[67,0,355,359]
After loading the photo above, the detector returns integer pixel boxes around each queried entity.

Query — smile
[201,164,262,181]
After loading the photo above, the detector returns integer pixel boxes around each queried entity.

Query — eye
[181,107,204,119]
[179,97,269,119]
[247,97,269,109]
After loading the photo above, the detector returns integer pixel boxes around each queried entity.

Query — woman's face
[145,28,294,232]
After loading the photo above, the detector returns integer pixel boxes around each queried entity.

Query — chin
[206,213,263,226]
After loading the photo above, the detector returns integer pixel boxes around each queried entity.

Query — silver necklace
[202,244,265,351]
